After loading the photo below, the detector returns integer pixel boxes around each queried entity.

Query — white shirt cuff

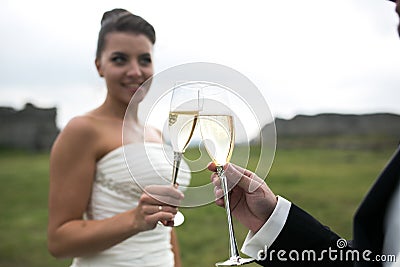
[241,195,291,260]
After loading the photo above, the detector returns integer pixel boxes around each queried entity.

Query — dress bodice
[70,143,191,267]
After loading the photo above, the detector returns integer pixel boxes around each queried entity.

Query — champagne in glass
[167,82,200,226]
[168,110,199,185]
[199,85,254,266]
[199,115,234,166]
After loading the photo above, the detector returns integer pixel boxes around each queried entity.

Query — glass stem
[216,165,240,261]
[172,151,182,185]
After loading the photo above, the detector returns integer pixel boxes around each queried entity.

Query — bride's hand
[135,185,184,230]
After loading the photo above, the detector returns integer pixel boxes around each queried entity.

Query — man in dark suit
[210,149,399,267]
[209,2,400,265]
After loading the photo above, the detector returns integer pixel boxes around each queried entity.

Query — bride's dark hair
[96,8,156,59]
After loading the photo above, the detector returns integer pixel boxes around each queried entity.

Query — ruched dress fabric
[70,143,191,267]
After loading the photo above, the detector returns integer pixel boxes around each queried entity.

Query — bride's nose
[126,60,142,77]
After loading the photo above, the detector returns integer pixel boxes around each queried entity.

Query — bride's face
[95,32,154,106]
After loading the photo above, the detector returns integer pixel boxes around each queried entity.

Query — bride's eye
[138,53,152,66]
[111,53,128,65]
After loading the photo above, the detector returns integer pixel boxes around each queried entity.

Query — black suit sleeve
[256,204,353,267]
[254,147,400,267]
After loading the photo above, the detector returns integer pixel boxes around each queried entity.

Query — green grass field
[0,147,395,267]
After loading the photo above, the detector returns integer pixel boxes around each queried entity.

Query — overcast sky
[1,0,399,129]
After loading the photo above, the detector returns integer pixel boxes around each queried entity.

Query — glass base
[215,257,255,266]
[172,211,184,226]
[158,211,184,227]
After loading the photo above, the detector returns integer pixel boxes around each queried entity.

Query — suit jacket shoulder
[257,204,351,266]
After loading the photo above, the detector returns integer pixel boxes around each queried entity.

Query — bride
[47,8,190,267]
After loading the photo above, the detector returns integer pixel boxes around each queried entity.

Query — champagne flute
[199,85,254,266]
[167,82,200,226]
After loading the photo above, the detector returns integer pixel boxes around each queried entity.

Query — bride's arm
[47,117,179,258]
[48,117,138,257]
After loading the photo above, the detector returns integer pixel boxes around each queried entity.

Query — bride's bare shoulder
[53,114,103,149]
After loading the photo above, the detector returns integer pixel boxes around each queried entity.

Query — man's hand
[208,163,277,233]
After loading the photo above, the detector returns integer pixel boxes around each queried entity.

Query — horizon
[4,101,400,130]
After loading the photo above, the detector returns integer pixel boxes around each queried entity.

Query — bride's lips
[122,83,142,94]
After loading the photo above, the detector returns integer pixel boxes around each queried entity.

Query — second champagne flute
[167,82,200,226]
[199,84,254,266]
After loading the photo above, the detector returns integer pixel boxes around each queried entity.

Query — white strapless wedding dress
[70,143,191,267]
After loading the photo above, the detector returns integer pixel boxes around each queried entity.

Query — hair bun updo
[96,8,156,59]
[100,8,131,27]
